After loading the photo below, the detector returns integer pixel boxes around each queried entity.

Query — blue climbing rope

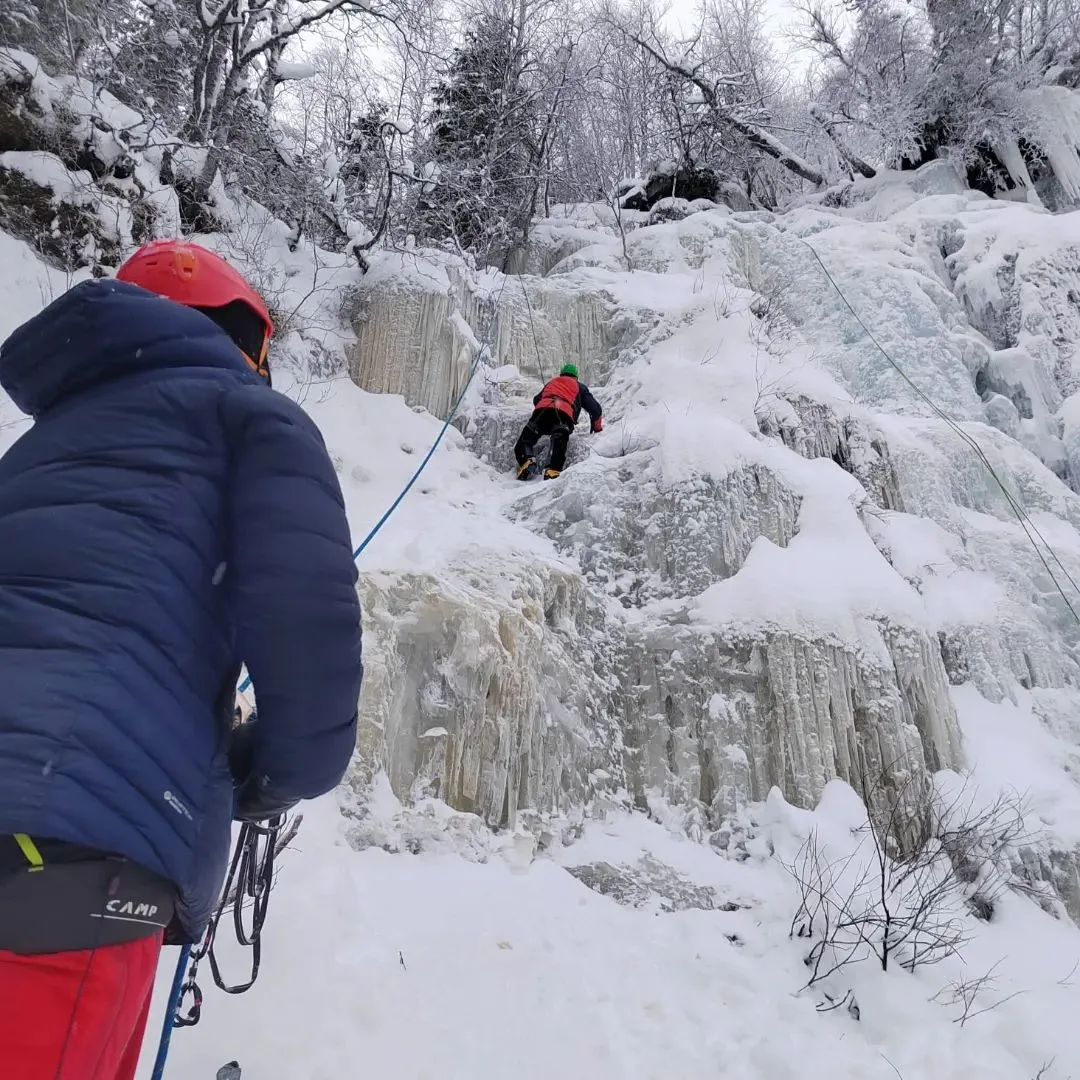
[150,943,192,1080]
[349,343,489,562]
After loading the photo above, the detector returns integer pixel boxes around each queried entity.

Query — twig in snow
[932,959,1027,1026]
[880,1055,904,1079]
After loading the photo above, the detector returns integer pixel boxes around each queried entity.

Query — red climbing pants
[0,934,162,1080]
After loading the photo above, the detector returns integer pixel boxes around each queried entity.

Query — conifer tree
[415,12,537,263]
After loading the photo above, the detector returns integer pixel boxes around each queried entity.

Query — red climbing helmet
[116,239,274,379]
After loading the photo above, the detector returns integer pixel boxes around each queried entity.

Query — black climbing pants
[514,407,574,472]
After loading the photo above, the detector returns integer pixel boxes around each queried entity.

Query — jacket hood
[0,278,259,418]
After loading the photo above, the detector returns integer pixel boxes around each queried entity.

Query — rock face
[342,176,1080,921]
[619,164,724,212]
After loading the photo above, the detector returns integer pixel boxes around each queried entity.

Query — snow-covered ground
[130,786,1080,1080]
[4,161,1080,1079]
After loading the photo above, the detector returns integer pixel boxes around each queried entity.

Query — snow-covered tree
[158,0,417,219]
[792,0,930,170]
[796,0,1080,204]
[414,10,540,262]
[546,9,670,203]
[95,0,204,128]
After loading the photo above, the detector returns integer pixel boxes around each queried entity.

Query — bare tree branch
[608,17,825,185]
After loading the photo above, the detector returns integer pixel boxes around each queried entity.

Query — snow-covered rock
[0,46,180,269]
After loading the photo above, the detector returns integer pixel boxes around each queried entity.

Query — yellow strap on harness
[13,833,44,872]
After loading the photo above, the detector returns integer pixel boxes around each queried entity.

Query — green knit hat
[560,363,579,378]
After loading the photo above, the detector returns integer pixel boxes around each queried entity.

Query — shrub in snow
[788,772,1031,989]
[0,0,92,78]
[0,151,130,270]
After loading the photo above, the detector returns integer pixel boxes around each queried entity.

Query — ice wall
[342,178,1080,920]
[342,206,970,827]
[351,559,624,826]
[349,523,959,835]
[757,391,1080,704]
[933,202,1080,479]
[756,394,904,511]
[346,261,485,419]
[618,619,959,822]
[346,251,659,418]
[515,457,802,606]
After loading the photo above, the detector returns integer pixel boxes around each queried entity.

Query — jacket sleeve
[579,384,603,424]
[221,386,363,812]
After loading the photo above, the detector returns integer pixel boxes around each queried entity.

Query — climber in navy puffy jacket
[0,240,363,1079]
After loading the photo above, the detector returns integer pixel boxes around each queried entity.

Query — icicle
[992,132,1042,206]
[1022,85,1080,204]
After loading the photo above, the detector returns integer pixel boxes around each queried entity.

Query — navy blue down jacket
[0,278,363,939]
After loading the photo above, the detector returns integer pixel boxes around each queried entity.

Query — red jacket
[534,375,603,427]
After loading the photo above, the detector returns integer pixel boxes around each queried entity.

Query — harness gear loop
[167,814,282,1044]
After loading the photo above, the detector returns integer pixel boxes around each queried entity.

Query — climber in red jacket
[514,364,603,480]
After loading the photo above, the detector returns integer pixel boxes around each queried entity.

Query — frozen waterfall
[340,165,1080,922]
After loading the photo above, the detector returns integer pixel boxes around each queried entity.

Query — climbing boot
[543,468,561,480]
[517,458,538,481]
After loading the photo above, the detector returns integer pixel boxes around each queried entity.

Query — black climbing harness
[174,816,283,1028]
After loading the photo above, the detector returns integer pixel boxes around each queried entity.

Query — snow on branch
[610,20,825,187]
[809,104,876,178]
[239,0,366,65]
